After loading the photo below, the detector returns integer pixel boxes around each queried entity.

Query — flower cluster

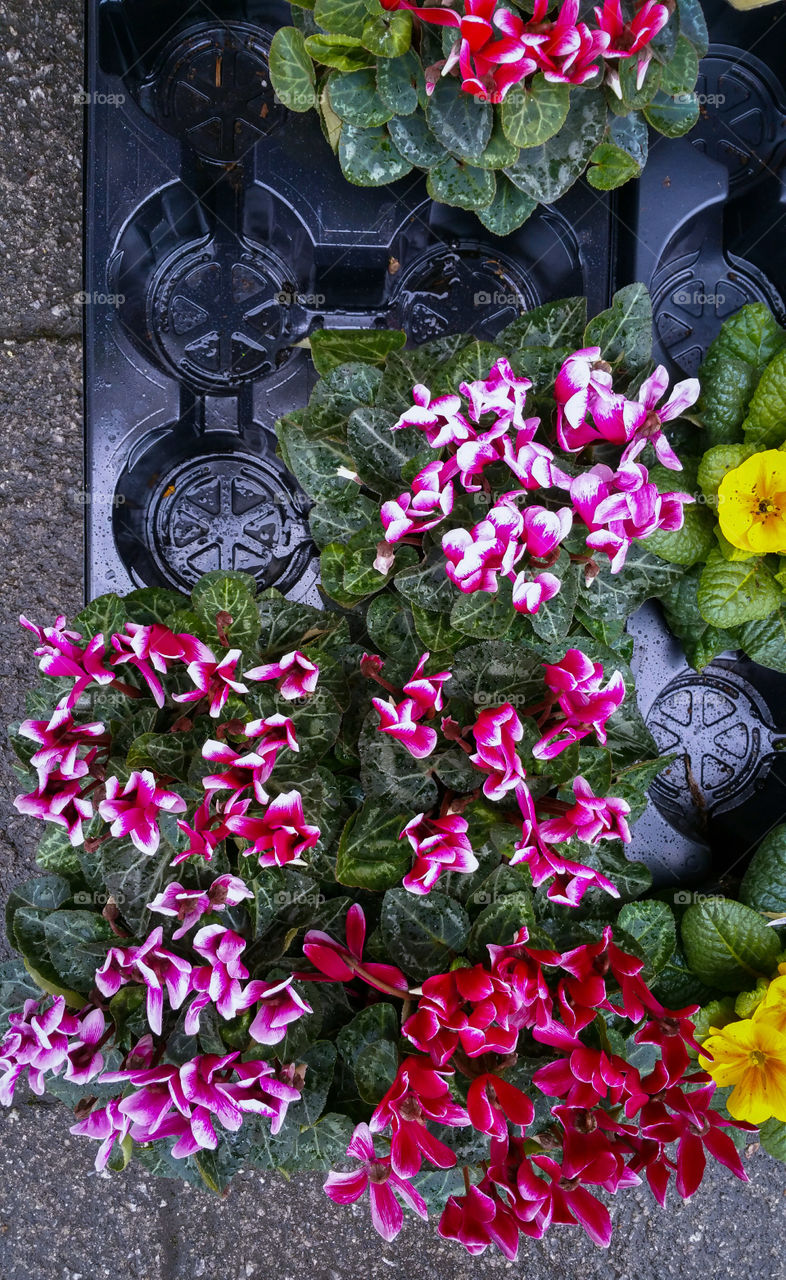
[380,354,692,612]
[382,0,668,104]
[366,646,629,905]
[316,913,747,1253]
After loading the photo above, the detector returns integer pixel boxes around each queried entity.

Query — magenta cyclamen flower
[324,1123,428,1242]
[370,1057,470,1177]
[372,699,438,760]
[534,653,625,759]
[17,706,105,783]
[224,790,320,867]
[554,346,614,447]
[94,926,192,1036]
[173,648,248,717]
[624,365,701,470]
[470,703,527,800]
[442,501,525,594]
[302,903,409,995]
[381,460,456,541]
[70,1099,131,1171]
[392,383,474,448]
[400,812,479,894]
[0,998,77,1102]
[460,358,532,428]
[14,771,94,845]
[244,650,320,701]
[511,569,561,616]
[402,653,452,719]
[172,795,232,865]
[147,874,253,939]
[186,924,250,1027]
[98,769,187,856]
[539,776,631,846]
[110,623,213,707]
[242,976,312,1046]
[19,615,115,708]
[510,784,619,908]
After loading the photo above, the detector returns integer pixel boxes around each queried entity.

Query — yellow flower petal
[717,449,786,553]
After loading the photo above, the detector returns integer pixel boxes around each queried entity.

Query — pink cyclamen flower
[520,505,573,558]
[98,769,187,856]
[543,648,603,693]
[393,383,474,448]
[94,926,192,1036]
[241,976,312,1046]
[70,1099,132,1170]
[0,997,78,1102]
[595,0,669,54]
[381,459,457,541]
[502,434,572,491]
[442,500,525,594]
[372,697,438,759]
[554,346,614,447]
[110,623,212,707]
[19,615,115,708]
[511,569,561,616]
[224,790,320,867]
[401,812,479,894]
[534,665,625,759]
[201,716,297,811]
[438,1181,519,1259]
[147,874,253,940]
[302,903,409,995]
[470,702,527,800]
[17,706,105,783]
[460,358,532,428]
[173,648,249,717]
[402,653,453,718]
[466,1072,535,1139]
[100,1053,301,1156]
[510,784,620,907]
[370,1057,470,1177]
[244,650,320,701]
[539,775,631,845]
[531,0,611,85]
[186,924,251,1027]
[403,967,518,1066]
[172,795,233,865]
[623,365,700,470]
[14,771,94,845]
[63,1006,108,1085]
[324,1122,428,1242]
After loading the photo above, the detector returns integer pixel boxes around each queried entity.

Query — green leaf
[328,68,394,126]
[743,347,786,450]
[699,307,786,447]
[122,587,189,625]
[740,825,786,915]
[697,550,781,628]
[426,156,495,212]
[395,547,461,614]
[617,900,676,978]
[579,542,683,621]
[528,555,579,643]
[645,503,716,567]
[381,888,470,982]
[468,891,534,962]
[314,0,369,35]
[411,602,466,653]
[358,710,438,811]
[697,443,753,499]
[644,88,699,137]
[498,297,587,350]
[473,116,520,170]
[347,404,421,491]
[476,175,536,235]
[681,898,781,991]
[505,89,607,204]
[377,51,424,116]
[0,959,42,1034]
[450,578,516,640]
[335,803,411,890]
[305,33,376,72]
[677,0,708,55]
[759,1118,786,1163]
[337,1002,400,1063]
[587,141,641,191]
[365,594,422,667]
[500,75,570,148]
[310,328,405,377]
[100,838,175,936]
[354,1038,400,1103]
[339,123,413,184]
[660,34,699,97]
[426,75,493,161]
[72,593,126,640]
[739,609,786,673]
[608,111,648,171]
[584,283,652,382]
[361,10,412,57]
[42,910,116,993]
[652,944,714,1008]
[191,571,260,646]
[34,827,82,881]
[387,111,443,167]
[269,28,317,112]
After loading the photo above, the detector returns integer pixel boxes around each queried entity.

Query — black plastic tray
[83,0,786,886]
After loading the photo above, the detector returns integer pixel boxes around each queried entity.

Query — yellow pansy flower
[717,449,786,554]
[698,1016,786,1123]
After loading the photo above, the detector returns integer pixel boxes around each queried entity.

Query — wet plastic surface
[84,0,786,883]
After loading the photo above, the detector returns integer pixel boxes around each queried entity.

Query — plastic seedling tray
[83,0,786,885]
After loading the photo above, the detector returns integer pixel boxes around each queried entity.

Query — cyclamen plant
[269,0,706,233]
[0,564,753,1252]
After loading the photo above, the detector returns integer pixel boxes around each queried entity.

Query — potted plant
[268,0,707,233]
